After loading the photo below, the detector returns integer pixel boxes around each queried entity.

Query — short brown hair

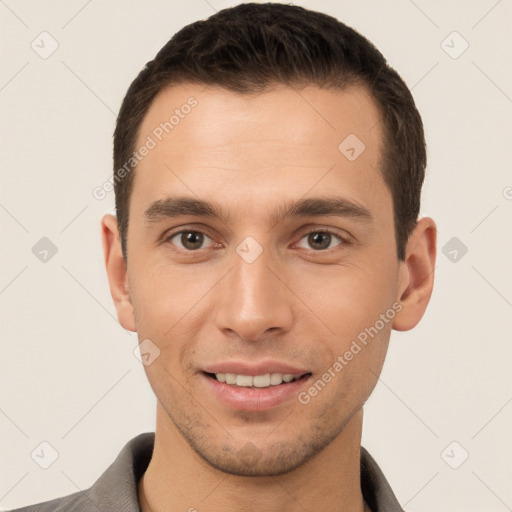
[113,2,426,260]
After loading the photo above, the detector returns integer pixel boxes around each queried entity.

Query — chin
[185,430,337,477]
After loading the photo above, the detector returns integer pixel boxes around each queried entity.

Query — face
[119,83,409,476]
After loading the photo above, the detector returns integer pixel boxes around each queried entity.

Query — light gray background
[1,0,511,510]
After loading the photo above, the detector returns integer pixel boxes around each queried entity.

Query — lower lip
[201,373,311,412]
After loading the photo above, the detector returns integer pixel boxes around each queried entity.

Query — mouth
[204,371,311,388]
[201,370,313,411]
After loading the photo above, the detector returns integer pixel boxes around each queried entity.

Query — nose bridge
[214,240,293,340]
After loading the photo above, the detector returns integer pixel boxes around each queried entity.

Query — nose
[214,245,294,342]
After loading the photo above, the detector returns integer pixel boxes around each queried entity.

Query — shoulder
[6,490,90,512]
[360,446,405,512]
[6,432,155,512]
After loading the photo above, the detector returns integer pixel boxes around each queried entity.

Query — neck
[139,404,366,512]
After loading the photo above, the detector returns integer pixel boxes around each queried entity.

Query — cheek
[293,262,398,344]
[128,262,212,382]
[292,262,397,404]
[129,260,211,336]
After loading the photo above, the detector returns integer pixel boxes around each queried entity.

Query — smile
[202,370,312,412]
[209,372,309,387]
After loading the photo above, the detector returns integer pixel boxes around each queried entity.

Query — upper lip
[202,360,310,376]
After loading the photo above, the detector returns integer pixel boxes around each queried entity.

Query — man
[10,2,436,511]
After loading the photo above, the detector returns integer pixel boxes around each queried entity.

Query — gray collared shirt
[9,432,404,512]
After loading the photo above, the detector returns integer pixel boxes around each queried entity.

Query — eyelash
[163,227,351,252]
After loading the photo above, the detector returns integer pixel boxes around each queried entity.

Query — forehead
[132,82,388,215]
[138,81,382,155]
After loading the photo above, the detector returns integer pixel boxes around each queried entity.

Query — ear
[101,214,136,332]
[393,217,437,331]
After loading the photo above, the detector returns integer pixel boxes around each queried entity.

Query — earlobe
[392,217,437,332]
[101,214,137,332]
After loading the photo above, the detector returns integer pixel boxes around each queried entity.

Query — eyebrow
[144,196,373,226]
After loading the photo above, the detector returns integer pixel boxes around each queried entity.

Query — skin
[102,82,436,511]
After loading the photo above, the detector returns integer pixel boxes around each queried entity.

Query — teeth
[253,374,270,387]
[236,374,253,387]
[214,372,299,387]
[270,373,283,385]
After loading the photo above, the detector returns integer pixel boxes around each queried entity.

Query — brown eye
[309,232,331,250]
[169,231,211,250]
[296,231,344,251]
